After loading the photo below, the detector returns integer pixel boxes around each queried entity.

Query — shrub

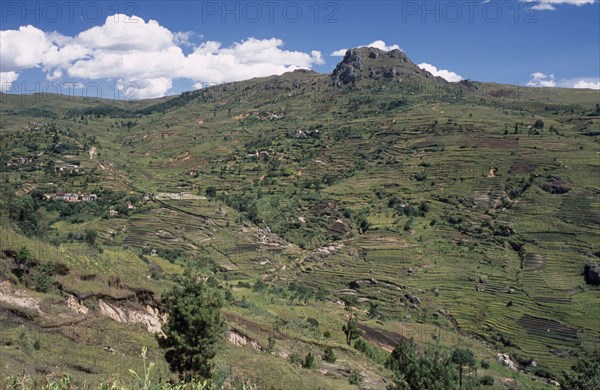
[267,335,276,353]
[289,352,303,365]
[16,245,31,264]
[348,370,362,386]
[414,173,427,181]
[205,186,217,198]
[33,263,52,293]
[303,351,315,369]
[480,375,494,386]
[323,347,336,363]
[306,317,319,328]
[85,228,98,246]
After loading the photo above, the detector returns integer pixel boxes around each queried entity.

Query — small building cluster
[55,162,85,174]
[23,121,45,131]
[5,157,34,166]
[44,193,97,202]
[248,149,275,160]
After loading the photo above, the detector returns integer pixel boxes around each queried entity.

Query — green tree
[33,263,52,293]
[341,295,358,310]
[561,349,600,390]
[368,302,380,319]
[386,339,461,390]
[6,194,43,237]
[157,271,225,381]
[342,318,361,346]
[16,245,31,265]
[205,186,217,198]
[451,348,476,389]
[84,228,97,246]
[323,346,337,363]
[303,351,315,369]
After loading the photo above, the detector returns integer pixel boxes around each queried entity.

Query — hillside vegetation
[1,48,599,389]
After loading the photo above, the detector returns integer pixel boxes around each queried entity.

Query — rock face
[97,299,164,335]
[330,47,446,87]
[331,49,364,86]
[584,261,600,285]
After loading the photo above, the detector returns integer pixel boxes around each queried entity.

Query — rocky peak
[331,47,445,87]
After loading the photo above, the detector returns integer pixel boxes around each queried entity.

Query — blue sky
[1,0,598,98]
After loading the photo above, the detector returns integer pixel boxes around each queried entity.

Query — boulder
[497,353,518,371]
[349,280,361,289]
[405,293,421,305]
[584,261,600,285]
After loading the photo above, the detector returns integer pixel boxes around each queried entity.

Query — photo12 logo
[199,1,339,23]
[399,1,538,24]
[1,81,140,101]
[1,1,141,24]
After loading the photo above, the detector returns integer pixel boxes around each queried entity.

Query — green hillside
[1,47,599,389]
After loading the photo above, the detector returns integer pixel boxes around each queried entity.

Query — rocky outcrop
[458,79,479,90]
[584,261,600,285]
[330,47,444,87]
[226,328,261,350]
[331,49,364,86]
[497,353,518,371]
[97,299,164,334]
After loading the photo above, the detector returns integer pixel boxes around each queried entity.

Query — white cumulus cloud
[0,25,55,70]
[572,79,600,89]
[0,15,325,98]
[520,0,596,11]
[526,72,599,89]
[117,77,174,99]
[417,63,463,82]
[1,71,19,91]
[76,14,174,51]
[527,72,556,87]
[331,40,402,57]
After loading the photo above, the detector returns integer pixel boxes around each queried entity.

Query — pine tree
[157,271,225,381]
[451,348,476,389]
